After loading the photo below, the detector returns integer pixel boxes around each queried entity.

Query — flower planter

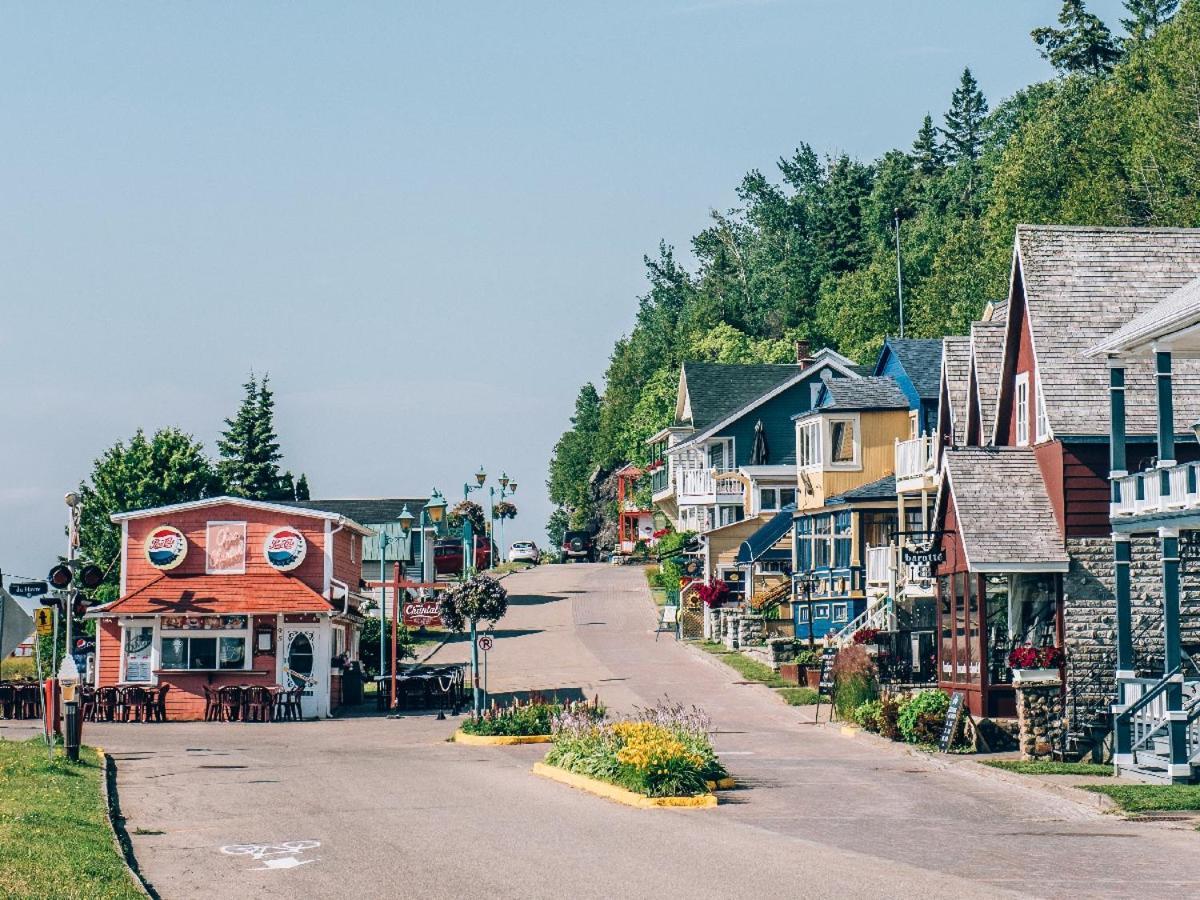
[532,762,717,809]
[804,668,822,690]
[454,730,553,745]
[1011,668,1061,685]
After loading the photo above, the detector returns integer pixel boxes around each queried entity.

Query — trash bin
[342,661,364,706]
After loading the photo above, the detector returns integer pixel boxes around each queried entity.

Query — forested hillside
[547,0,1200,544]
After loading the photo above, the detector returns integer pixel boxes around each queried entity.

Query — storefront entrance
[279,625,324,718]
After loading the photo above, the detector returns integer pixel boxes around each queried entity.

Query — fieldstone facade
[1015,680,1065,759]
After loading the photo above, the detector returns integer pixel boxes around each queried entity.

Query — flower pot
[1011,667,1061,685]
[805,668,822,690]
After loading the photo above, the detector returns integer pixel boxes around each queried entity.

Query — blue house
[873,338,944,437]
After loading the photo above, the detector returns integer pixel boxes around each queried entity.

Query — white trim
[157,620,252,673]
[109,495,374,535]
[323,519,333,598]
[825,413,862,470]
[1034,374,1050,443]
[119,619,157,685]
[1015,372,1030,447]
[972,562,1070,573]
[120,519,128,598]
[93,622,102,688]
[1159,526,1180,538]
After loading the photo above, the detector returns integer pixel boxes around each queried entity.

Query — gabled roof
[970,320,1005,439]
[938,447,1067,572]
[941,336,971,446]
[827,475,896,504]
[802,376,909,415]
[736,505,795,564]
[110,496,374,535]
[1007,225,1200,438]
[877,338,944,402]
[678,363,802,431]
[1087,274,1200,357]
[284,498,427,528]
[669,349,861,453]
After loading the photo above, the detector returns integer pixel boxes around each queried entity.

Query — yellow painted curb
[706,776,736,790]
[839,725,862,737]
[453,730,553,746]
[532,762,717,809]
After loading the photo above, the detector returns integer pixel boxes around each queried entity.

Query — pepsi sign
[264,527,307,572]
[145,526,188,570]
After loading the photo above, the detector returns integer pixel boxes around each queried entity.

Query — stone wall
[1014,680,1064,759]
[738,615,766,648]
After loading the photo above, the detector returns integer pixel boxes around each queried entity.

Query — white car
[508,541,540,565]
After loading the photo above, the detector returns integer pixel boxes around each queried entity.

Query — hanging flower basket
[1007,645,1063,684]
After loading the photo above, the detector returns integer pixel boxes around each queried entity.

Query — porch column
[1108,364,1126,503]
[1160,526,1190,779]
[1156,350,1176,468]
[1113,533,1133,675]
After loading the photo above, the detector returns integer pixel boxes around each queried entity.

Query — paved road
[15,564,1197,899]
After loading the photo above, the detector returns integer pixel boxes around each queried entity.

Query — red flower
[696,580,730,607]
[852,627,880,645]
[1008,645,1063,669]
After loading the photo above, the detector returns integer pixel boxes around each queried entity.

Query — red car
[433,536,496,576]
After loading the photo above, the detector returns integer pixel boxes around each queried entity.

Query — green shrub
[795,648,823,668]
[462,698,603,736]
[853,699,883,732]
[876,695,904,741]
[897,690,949,744]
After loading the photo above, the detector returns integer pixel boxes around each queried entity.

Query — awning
[736,505,795,565]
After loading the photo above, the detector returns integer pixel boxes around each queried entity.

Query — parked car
[561,530,597,563]
[433,536,497,575]
[508,541,540,565]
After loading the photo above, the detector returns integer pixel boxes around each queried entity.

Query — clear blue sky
[0,1,1124,589]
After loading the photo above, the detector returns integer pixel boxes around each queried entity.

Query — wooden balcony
[1111,462,1200,521]
[865,545,892,587]
[673,467,743,505]
[895,436,938,492]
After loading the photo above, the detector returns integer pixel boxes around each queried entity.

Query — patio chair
[120,686,149,723]
[202,685,220,722]
[0,684,14,719]
[95,686,120,722]
[242,686,273,723]
[154,684,170,722]
[80,687,95,723]
[218,685,243,722]
[16,683,39,719]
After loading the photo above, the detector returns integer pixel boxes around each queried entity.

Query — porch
[895,435,938,492]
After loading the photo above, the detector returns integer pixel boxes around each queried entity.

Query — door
[280,625,325,718]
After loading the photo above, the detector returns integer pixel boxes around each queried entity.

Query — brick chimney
[794,340,814,366]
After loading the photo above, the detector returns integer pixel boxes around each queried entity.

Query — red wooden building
[88,497,373,720]
[616,464,657,554]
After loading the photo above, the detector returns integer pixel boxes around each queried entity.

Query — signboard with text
[938,691,965,753]
[402,599,444,628]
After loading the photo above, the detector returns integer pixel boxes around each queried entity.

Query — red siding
[1063,443,1112,538]
[1034,441,1066,537]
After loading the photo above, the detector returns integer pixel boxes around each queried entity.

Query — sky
[0,0,1127,596]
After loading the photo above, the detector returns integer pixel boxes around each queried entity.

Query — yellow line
[532,762,717,809]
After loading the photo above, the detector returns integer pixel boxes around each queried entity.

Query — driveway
[21,564,1199,899]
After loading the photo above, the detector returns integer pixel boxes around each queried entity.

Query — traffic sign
[35,607,53,637]
[476,634,494,653]
[9,581,48,598]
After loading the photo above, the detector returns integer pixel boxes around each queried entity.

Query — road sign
[476,634,494,653]
[0,587,36,660]
[35,607,53,636]
[9,581,48,598]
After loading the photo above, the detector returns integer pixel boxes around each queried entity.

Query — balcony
[865,545,892,587]
[895,436,938,491]
[1112,462,1199,520]
[650,465,669,498]
[674,467,744,505]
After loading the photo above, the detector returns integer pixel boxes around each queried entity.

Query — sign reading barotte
[401,599,444,628]
[901,546,947,567]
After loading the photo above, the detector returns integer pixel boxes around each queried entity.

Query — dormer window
[1015,372,1030,447]
[1035,382,1049,444]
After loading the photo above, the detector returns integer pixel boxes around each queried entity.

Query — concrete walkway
[13,564,1196,899]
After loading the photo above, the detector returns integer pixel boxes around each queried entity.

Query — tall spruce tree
[941,68,989,164]
[295,473,311,501]
[912,114,944,177]
[1121,0,1178,43]
[218,373,287,499]
[1032,0,1120,76]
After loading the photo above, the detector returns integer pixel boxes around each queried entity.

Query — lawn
[0,739,143,899]
[981,760,1113,777]
[1080,783,1200,813]
[696,642,818,705]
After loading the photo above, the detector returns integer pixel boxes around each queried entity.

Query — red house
[89,496,373,720]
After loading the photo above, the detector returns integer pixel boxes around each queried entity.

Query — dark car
[561,530,596,563]
[433,536,497,575]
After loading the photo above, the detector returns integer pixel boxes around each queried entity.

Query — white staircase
[829,596,893,649]
[1115,669,1200,783]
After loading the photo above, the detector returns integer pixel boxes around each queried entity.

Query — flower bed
[459,696,603,738]
[851,689,962,748]
[543,700,727,799]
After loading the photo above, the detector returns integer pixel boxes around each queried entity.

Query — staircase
[1114,662,1200,784]
[829,597,893,649]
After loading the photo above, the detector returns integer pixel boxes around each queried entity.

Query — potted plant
[1007,645,1064,683]
[796,648,824,690]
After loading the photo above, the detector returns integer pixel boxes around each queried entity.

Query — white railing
[1112,463,1199,518]
[865,545,892,586]
[895,436,937,482]
[830,597,892,648]
[677,468,714,499]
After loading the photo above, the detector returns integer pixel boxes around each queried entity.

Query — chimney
[794,340,814,366]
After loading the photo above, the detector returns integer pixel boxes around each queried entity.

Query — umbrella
[750,419,769,465]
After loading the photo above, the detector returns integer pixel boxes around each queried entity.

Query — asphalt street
[7,564,1199,899]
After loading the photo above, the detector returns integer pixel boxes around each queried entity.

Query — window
[833,511,852,569]
[827,416,859,467]
[798,605,810,623]
[718,505,742,526]
[1035,381,1049,443]
[779,488,795,508]
[350,534,356,564]
[797,419,821,469]
[122,624,154,683]
[760,488,777,511]
[707,439,732,471]
[1015,372,1030,446]
[795,517,813,571]
[160,635,247,671]
[813,515,831,568]
[832,603,848,623]
[814,603,831,620]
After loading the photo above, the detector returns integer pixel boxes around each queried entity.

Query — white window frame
[759,487,778,513]
[1015,372,1030,447]
[120,619,157,684]
[814,603,831,620]
[797,419,822,470]
[157,624,252,673]
[825,414,861,470]
[707,438,734,472]
[1034,377,1049,443]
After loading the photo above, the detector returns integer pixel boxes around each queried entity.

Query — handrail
[1118,664,1183,720]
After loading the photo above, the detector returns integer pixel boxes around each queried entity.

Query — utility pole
[894,208,905,339]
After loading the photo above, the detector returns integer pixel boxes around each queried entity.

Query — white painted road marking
[221,840,320,870]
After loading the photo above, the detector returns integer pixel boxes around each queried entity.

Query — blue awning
[736,504,795,565]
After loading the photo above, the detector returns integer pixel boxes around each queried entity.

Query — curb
[532,762,717,809]
[706,776,737,790]
[96,748,158,899]
[453,730,552,745]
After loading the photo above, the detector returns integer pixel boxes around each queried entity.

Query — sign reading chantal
[264,528,307,572]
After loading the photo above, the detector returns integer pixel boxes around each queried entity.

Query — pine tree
[941,68,989,164]
[1032,0,1120,76]
[1121,0,1178,43]
[912,114,944,177]
[218,373,285,499]
[295,473,311,501]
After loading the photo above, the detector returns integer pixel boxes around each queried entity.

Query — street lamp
[796,571,820,652]
[462,468,487,579]
[489,473,517,567]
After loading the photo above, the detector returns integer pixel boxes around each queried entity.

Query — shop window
[938,575,952,679]
[161,635,248,671]
[122,624,154,683]
[985,576,1011,685]
[1010,573,1058,646]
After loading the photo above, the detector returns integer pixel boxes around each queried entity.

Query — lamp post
[461,466,486,580]
[389,505,416,710]
[797,572,819,652]
[489,472,518,566]
[422,489,447,582]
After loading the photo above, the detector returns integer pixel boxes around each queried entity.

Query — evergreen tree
[942,68,990,163]
[295,473,311,501]
[218,373,286,499]
[1032,0,1120,76]
[1121,0,1178,43]
[912,114,944,176]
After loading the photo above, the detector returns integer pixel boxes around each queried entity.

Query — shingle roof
[827,475,896,504]
[942,447,1067,571]
[808,376,909,413]
[1015,225,1200,437]
[885,338,944,401]
[96,574,334,615]
[941,336,971,446]
[284,497,428,526]
[1088,275,1200,356]
[680,363,801,430]
[970,320,1005,439]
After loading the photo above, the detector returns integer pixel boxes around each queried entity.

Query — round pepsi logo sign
[144,526,188,570]
[264,527,307,571]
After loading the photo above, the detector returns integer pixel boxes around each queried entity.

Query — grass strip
[1079,783,1200,812]
[695,641,819,705]
[981,760,1113,777]
[0,739,143,899]
[777,687,820,706]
